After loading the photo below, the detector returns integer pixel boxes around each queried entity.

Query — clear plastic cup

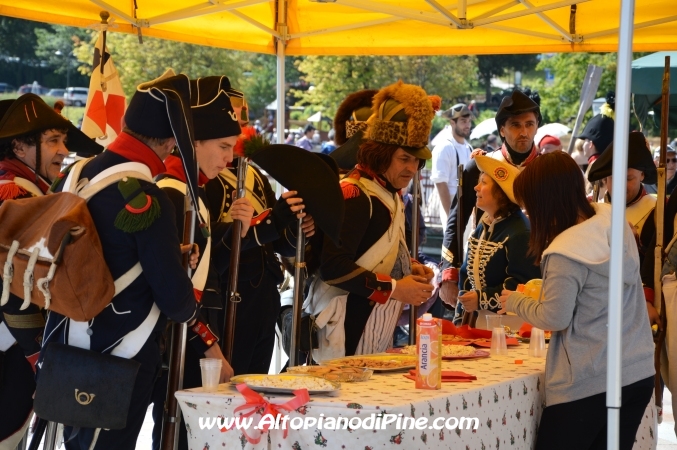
[486,314,503,331]
[490,327,509,356]
[200,358,222,392]
[528,327,547,358]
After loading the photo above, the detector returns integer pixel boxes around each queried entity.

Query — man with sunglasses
[430,103,473,224]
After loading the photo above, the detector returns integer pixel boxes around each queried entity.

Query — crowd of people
[0,69,671,450]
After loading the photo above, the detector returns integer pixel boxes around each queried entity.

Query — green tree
[240,54,303,119]
[477,54,539,105]
[294,55,477,118]
[0,17,49,87]
[35,25,90,87]
[75,32,254,100]
[533,53,617,123]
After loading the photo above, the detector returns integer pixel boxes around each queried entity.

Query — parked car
[0,82,16,93]
[47,88,66,98]
[18,83,49,95]
[64,87,89,106]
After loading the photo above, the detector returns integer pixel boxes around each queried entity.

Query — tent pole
[276,0,286,146]
[607,0,635,446]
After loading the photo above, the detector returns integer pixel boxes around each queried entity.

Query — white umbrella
[538,122,571,138]
[535,123,572,146]
[431,124,452,147]
[469,118,497,140]
[307,111,322,122]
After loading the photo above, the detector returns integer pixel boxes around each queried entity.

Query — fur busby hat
[124,70,204,226]
[365,81,438,160]
[588,131,657,185]
[0,94,103,158]
[576,95,615,154]
[249,144,344,246]
[495,90,542,130]
[334,89,377,146]
[190,76,241,141]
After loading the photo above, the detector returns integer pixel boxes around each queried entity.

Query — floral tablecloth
[176,345,657,450]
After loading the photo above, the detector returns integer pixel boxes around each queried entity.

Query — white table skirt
[177,345,657,450]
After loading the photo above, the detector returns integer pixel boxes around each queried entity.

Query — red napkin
[441,320,492,339]
[519,323,533,338]
[404,369,477,382]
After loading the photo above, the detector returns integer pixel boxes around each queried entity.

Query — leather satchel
[34,343,140,430]
[0,192,115,321]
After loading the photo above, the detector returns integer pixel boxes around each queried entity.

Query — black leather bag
[34,343,141,430]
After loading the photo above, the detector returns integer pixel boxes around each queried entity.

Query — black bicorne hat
[249,144,344,246]
[0,94,103,157]
[125,70,203,225]
[588,131,657,185]
[190,76,241,141]
[495,90,542,130]
[329,129,364,171]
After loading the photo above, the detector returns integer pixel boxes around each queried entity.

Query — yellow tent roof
[1,0,675,55]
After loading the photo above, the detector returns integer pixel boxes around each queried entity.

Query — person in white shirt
[430,103,473,224]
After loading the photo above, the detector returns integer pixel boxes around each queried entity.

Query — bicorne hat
[588,131,657,185]
[190,76,241,141]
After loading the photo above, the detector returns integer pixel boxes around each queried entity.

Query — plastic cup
[200,358,222,392]
[528,327,547,358]
[486,314,503,331]
[490,327,509,356]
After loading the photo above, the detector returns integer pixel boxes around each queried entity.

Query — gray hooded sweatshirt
[507,203,655,406]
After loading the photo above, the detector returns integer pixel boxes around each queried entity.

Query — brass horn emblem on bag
[74,389,95,405]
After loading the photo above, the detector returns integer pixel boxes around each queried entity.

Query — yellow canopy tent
[0,0,675,56]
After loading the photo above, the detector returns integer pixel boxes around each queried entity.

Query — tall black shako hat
[576,94,615,154]
[189,76,241,140]
[249,144,344,246]
[495,90,542,130]
[0,94,103,157]
[588,131,657,185]
[124,69,204,226]
[330,89,378,170]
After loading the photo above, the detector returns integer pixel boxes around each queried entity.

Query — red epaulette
[341,171,362,200]
[0,181,28,201]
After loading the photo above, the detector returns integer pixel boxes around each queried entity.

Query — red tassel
[341,183,360,200]
[0,182,27,200]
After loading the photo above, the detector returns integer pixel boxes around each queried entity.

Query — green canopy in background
[631,51,677,135]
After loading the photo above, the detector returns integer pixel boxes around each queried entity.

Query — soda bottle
[416,313,441,390]
[516,279,543,300]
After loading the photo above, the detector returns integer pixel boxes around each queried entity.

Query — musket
[457,164,474,327]
[161,189,197,450]
[408,172,421,345]
[221,157,249,361]
[654,55,670,418]
[289,214,306,367]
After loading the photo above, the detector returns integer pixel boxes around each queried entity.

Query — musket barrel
[408,171,421,345]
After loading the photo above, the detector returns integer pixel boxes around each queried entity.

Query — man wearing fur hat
[305,81,436,360]
[439,90,541,307]
[431,103,473,224]
[42,71,228,450]
[587,132,660,325]
[0,95,102,449]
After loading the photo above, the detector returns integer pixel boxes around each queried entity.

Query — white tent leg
[607,0,635,446]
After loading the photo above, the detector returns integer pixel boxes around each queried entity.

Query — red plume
[429,95,442,112]
[234,125,258,157]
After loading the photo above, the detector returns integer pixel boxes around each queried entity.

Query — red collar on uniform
[106,132,166,177]
[0,158,50,193]
[163,154,210,186]
[500,143,539,167]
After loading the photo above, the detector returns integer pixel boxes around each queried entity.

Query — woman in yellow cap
[455,154,540,324]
